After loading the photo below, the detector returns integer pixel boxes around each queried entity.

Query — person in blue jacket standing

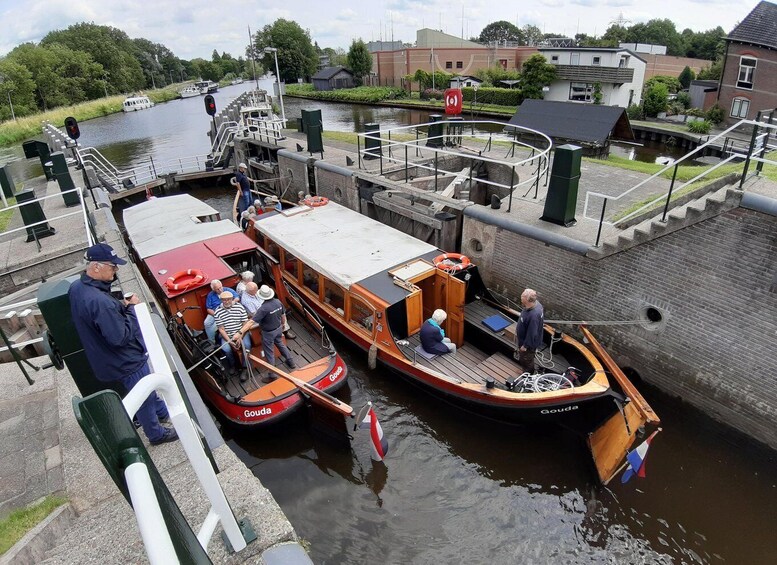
[234,163,252,216]
[515,288,544,374]
[68,243,177,446]
[420,309,456,355]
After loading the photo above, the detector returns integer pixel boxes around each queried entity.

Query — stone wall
[462,206,777,449]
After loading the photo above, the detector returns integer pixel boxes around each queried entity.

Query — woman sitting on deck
[420,309,456,355]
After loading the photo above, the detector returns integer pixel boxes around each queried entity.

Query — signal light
[64,116,80,140]
[204,95,217,116]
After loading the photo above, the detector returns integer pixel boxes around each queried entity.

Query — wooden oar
[249,353,353,417]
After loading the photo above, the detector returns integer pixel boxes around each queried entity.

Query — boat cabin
[122,95,154,112]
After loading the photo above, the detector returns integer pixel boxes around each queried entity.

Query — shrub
[643,83,669,117]
[421,88,444,100]
[684,107,706,118]
[626,103,643,120]
[284,85,407,103]
[688,120,712,134]
[706,105,725,125]
[461,86,522,106]
[676,91,691,109]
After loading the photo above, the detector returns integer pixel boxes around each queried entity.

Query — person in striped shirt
[214,291,252,382]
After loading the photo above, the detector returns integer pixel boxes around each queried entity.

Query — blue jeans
[122,362,168,442]
[220,333,252,370]
[204,315,217,342]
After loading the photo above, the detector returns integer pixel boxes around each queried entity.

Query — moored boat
[194,80,219,94]
[247,198,659,482]
[122,194,348,429]
[122,94,154,112]
[179,84,200,98]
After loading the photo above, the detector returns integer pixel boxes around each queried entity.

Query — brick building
[717,1,777,124]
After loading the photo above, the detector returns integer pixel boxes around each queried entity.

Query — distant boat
[194,80,219,94]
[122,94,154,112]
[230,77,245,86]
[179,85,200,98]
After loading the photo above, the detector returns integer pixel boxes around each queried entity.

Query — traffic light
[64,116,80,140]
[204,95,216,116]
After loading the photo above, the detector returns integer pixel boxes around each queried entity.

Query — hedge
[461,87,521,106]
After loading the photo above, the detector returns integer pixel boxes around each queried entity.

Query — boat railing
[1,187,95,252]
[242,118,284,144]
[355,120,553,212]
[211,120,239,156]
[584,113,777,246]
[115,303,253,560]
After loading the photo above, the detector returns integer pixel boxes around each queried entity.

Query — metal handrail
[242,118,285,144]
[163,154,212,175]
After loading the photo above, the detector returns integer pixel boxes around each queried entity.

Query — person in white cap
[214,290,252,382]
[264,195,282,212]
[234,163,252,217]
[236,284,296,383]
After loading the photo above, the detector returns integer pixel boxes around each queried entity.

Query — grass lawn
[0,496,67,554]
[0,197,17,232]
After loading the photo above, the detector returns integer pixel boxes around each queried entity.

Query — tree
[253,19,318,82]
[347,39,372,86]
[322,47,347,67]
[697,60,722,80]
[644,75,682,94]
[520,54,557,99]
[0,60,36,120]
[627,19,684,55]
[602,24,629,45]
[678,66,695,89]
[522,25,543,46]
[478,21,523,44]
[643,83,669,117]
[592,82,603,105]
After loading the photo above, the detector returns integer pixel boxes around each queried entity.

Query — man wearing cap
[213,291,252,382]
[68,243,177,446]
[236,285,296,383]
[234,163,252,217]
[204,279,238,342]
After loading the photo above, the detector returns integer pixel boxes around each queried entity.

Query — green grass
[0,496,67,554]
[0,196,17,232]
[629,120,700,134]
[0,84,185,148]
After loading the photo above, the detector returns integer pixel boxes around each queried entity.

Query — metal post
[415,129,420,157]
[357,134,362,169]
[434,152,438,192]
[507,167,515,212]
[740,110,762,189]
[756,109,775,175]
[149,156,157,179]
[405,144,408,183]
[379,147,383,175]
[661,163,679,222]
[0,325,34,385]
[595,199,608,247]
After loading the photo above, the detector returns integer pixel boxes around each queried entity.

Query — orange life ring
[165,269,206,291]
[433,253,471,272]
[303,196,329,207]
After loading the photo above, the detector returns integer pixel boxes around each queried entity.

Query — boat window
[266,240,280,260]
[323,278,345,316]
[283,250,298,279]
[349,295,375,334]
[302,263,320,297]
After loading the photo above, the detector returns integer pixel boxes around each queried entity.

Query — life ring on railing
[165,269,206,292]
[433,253,471,272]
[303,195,329,207]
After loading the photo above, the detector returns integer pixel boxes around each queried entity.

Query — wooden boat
[247,198,659,483]
[122,194,348,429]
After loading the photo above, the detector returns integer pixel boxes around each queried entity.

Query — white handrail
[125,462,179,565]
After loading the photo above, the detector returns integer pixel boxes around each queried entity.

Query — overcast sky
[0,0,759,60]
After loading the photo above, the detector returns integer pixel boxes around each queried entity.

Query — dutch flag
[357,402,389,462]
[621,428,662,483]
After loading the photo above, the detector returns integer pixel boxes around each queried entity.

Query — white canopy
[254,201,438,289]
[123,194,240,259]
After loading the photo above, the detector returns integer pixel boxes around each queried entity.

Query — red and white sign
[444,88,463,115]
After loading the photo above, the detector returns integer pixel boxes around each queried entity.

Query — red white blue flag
[357,402,389,462]
[621,428,661,483]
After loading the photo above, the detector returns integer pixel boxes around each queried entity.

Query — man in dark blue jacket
[515,288,544,374]
[234,163,252,216]
[68,243,177,445]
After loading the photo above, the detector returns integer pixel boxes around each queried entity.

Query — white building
[538,47,646,108]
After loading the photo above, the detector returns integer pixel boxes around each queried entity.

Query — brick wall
[462,207,777,449]
[718,43,777,125]
[642,54,713,80]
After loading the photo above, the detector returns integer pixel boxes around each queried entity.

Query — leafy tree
[644,75,682,94]
[189,58,221,82]
[520,54,556,99]
[0,60,36,120]
[683,26,725,60]
[254,19,318,82]
[602,24,629,45]
[522,25,544,46]
[697,60,722,80]
[412,69,452,90]
[478,21,523,44]
[41,23,145,93]
[678,66,695,89]
[322,47,347,67]
[474,66,521,86]
[347,39,372,86]
[643,83,669,117]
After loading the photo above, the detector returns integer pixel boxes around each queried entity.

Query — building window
[456,61,463,69]
[445,61,453,69]
[619,55,629,68]
[551,55,559,62]
[592,56,601,66]
[731,97,750,119]
[737,57,756,89]
[569,82,594,102]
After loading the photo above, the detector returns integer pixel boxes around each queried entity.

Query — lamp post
[102,73,109,98]
[0,74,16,122]
[263,47,286,127]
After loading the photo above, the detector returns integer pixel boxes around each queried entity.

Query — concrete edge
[741,191,777,216]
[0,503,75,565]
[277,149,315,165]
[313,160,354,177]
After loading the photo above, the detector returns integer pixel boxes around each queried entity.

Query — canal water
[3,89,775,563]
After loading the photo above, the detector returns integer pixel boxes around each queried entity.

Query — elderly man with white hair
[515,288,544,374]
[420,309,456,355]
[204,279,238,342]
[236,271,254,297]
[214,291,252,382]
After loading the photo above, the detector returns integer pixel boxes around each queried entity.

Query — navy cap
[85,243,127,265]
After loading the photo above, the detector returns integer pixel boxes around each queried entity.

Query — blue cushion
[482,314,512,332]
[415,345,438,360]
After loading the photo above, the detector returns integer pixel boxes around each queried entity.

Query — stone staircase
[587,183,743,259]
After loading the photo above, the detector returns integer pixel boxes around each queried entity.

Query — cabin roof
[146,239,238,298]
[123,194,240,259]
[253,201,438,290]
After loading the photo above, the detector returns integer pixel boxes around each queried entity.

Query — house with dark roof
[507,100,635,157]
[717,1,777,124]
[312,66,354,91]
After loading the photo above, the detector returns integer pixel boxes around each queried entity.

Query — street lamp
[0,74,16,122]
[263,47,286,127]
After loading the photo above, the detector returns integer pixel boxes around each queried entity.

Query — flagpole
[431,46,435,91]
[248,25,259,89]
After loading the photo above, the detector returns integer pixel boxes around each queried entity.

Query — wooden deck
[463,299,517,349]
[222,311,331,398]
